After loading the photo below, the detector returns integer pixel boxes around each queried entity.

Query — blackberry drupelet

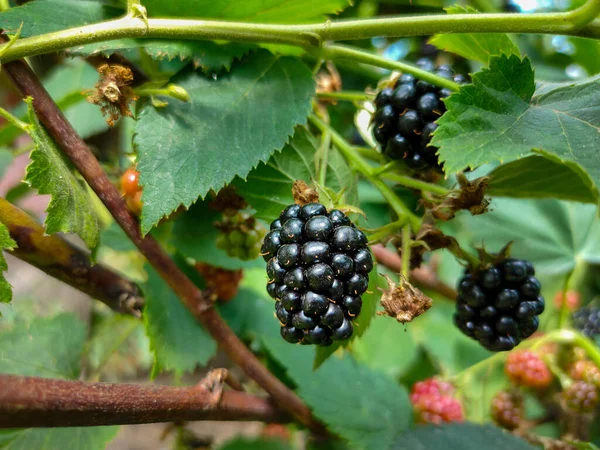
[453,259,545,352]
[262,203,373,346]
[572,306,600,340]
[371,59,466,172]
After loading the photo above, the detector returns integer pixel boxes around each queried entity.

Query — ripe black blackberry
[371,58,466,172]
[453,258,544,352]
[261,203,373,346]
[572,306,600,340]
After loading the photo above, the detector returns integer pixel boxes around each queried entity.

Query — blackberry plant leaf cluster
[261,203,373,346]
[371,59,466,172]
[454,259,545,352]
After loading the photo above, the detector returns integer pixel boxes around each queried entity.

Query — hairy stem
[309,114,421,231]
[0,198,144,315]
[1,45,323,434]
[0,373,290,427]
[1,3,600,64]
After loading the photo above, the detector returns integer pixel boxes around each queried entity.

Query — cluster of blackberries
[371,59,466,171]
[261,203,373,346]
[572,306,600,340]
[454,259,545,352]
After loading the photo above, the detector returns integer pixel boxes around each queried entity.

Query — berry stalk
[309,114,422,231]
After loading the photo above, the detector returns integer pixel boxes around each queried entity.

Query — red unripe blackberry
[410,378,454,403]
[569,360,600,388]
[505,350,553,389]
[563,381,598,413]
[454,258,544,351]
[371,59,467,172]
[491,391,524,430]
[263,203,373,346]
[412,395,464,424]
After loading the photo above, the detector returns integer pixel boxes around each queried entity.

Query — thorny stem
[1,1,600,65]
[0,374,290,427]
[1,43,324,434]
[0,198,144,316]
[309,114,422,231]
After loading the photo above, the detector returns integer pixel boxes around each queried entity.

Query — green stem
[2,4,600,64]
[401,225,411,278]
[313,45,460,91]
[533,329,600,369]
[0,106,29,132]
[366,219,406,243]
[383,172,450,196]
[317,129,331,186]
[309,114,421,231]
[134,84,190,102]
[355,146,386,164]
[316,91,373,102]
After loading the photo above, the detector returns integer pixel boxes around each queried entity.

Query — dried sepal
[408,216,461,269]
[378,274,432,324]
[292,180,320,205]
[425,173,490,221]
[86,63,138,126]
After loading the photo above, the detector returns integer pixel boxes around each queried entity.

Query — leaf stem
[383,172,450,196]
[309,114,421,231]
[2,6,600,64]
[0,106,29,132]
[316,91,373,102]
[133,84,190,102]
[317,128,331,186]
[401,225,411,278]
[313,45,460,91]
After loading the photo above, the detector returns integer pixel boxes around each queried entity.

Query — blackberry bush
[371,58,466,172]
[454,259,545,351]
[261,203,373,346]
[572,306,600,340]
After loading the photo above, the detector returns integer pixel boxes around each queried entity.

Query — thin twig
[371,244,457,301]
[0,374,290,427]
[0,198,144,316]
[1,40,323,434]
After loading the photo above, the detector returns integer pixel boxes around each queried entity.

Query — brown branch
[1,39,323,434]
[0,374,290,427]
[371,244,458,300]
[0,197,143,316]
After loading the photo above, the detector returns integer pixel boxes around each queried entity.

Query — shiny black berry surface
[572,306,600,340]
[454,258,544,352]
[372,59,467,172]
[262,203,373,346]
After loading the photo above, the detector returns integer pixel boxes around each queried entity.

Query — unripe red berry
[505,350,552,389]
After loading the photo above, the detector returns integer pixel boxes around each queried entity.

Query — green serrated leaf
[135,51,315,234]
[429,6,520,64]
[264,336,411,450]
[0,427,120,450]
[143,0,351,22]
[0,223,16,306]
[0,0,121,37]
[218,437,293,450]
[0,313,86,378]
[313,269,383,369]
[170,200,263,270]
[234,127,358,223]
[390,423,536,450]
[434,55,600,185]
[143,264,217,376]
[23,100,100,251]
[487,150,599,203]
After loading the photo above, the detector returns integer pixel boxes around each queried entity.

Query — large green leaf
[457,197,600,277]
[0,313,86,379]
[434,55,600,185]
[264,336,411,450]
[135,51,315,234]
[429,6,520,64]
[487,151,598,203]
[0,428,119,450]
[0,223,16,306]
[24,100,100,251]
[390,423,536,450]
[234,127,359,223]
[170,199,263,270]
[143,0,351,22]
[143,265,217,376]
[0,0,120,37]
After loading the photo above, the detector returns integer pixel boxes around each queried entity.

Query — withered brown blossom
[378,274,432,324]
[86,64,138,126]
